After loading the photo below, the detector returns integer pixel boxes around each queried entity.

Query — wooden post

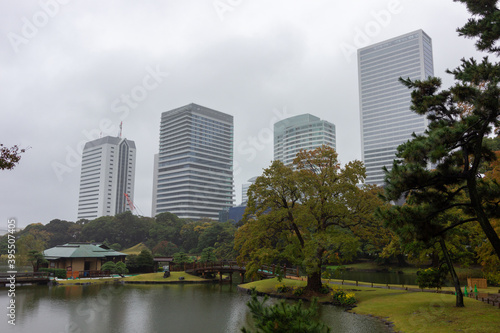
[296,267,299,277]
[356,281,358,286]
[240,272,244,284]
[371,282,373,287]
[272,264,275,276]
[219,271,223,283]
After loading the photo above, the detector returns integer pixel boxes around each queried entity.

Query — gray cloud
[0,0,488,227]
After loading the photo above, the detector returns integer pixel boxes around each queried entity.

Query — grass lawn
[121,242,150,255]
[56,277,122,285]
[334,261,484,279]
[353,287,500,333]
[241,277,500,333]
[57,272,208,284]
[122,271,206,282]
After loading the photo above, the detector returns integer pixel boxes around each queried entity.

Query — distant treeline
[0,211,238,259]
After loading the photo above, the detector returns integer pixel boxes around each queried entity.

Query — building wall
[241,176,258,205]
[358,29,434,186]
[50,258,109,272]
[153,103,234,220]
[274,114,336,165]
[77,136,136,220]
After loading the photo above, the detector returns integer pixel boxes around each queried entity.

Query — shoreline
[236,284,396,332]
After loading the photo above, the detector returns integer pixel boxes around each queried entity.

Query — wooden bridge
[0,272,50,286]
[181,261,300,283]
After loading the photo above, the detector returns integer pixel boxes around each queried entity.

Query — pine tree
[383,0,500,265]
[380,0,500,307]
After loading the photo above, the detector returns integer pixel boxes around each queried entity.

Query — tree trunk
[396,254,408,267]
[306,271,323,292]
[468,172,500,261]
[431,249,440,267]
[439,238,464,307]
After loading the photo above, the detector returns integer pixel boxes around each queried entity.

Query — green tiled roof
[43,243,127,259]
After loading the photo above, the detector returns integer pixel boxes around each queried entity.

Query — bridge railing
[0,272,49,280]
[179,261,300,277]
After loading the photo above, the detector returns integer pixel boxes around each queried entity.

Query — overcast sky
[0,0,489,228]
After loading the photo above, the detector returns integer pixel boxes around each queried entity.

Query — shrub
[115,261,128,274]
[331,287,357,306]
[319,284,330,294]
[275,283,290,293]
[293,287,305,296]
[484,271,500,286]
[39,268,66,279]
[242,291,331,333]
[101,261,117,272]
[416,267,448,290]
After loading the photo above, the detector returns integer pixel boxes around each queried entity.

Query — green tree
[152,240,178,257]
[136,249,154,273]
[199,247,217,263]
[27,250,47,272]
[236,146,378,292]
[125,254,139,273]
[197,222,224,252]
[173,252,193,265]
[382,0,500,265]
[214,222,237,260]
[17,226,51,266]
[179,221,204,252]
[241,292,330,333]
[109,243,122,251]
[44,219,77,247]
[150,212,185,245]
[101,261,117,272]
[378,199,467,306]
[115,261,128,274]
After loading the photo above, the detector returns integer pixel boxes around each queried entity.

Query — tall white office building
[241,176,258,205]
[77,136,136,220]
[358,29,434,186]
[152,103,234,220]
[274,114,336,165]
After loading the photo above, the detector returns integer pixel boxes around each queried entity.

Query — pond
[0,283,390,333]
[335,270,419,286]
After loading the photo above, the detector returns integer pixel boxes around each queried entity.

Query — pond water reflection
[1,283,389,333]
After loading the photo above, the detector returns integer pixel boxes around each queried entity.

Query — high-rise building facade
[358,29,434,186]
[274,114,336,165]
[152,103,234,220]
[77,136,136,220]
[241,176,258,205]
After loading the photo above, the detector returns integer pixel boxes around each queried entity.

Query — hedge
[39,268,67,279]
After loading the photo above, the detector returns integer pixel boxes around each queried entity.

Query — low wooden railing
[179,261,300,277]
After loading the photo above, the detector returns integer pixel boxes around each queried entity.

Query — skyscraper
[152,103,234,220]
[241,176,258,205]
[358,29,434,186]
[274,114,336,165]
[77,136,136,220]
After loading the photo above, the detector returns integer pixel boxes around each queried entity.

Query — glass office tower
[274,114,336,166]
[358,29,434,186]
[152,103,234,219]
